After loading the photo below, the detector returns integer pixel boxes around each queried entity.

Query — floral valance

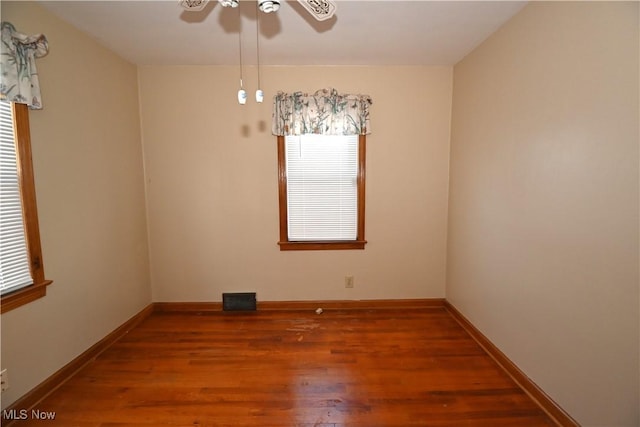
[1,22,49,110]
[272,88,372,136]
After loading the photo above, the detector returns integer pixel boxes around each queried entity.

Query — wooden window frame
[277,134,367,251]
[1,103,51,314]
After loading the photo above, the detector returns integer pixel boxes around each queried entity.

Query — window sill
[1,280,53,314]
[278,240,367,251]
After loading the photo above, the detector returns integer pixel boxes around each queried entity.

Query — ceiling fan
[179,0,337,21]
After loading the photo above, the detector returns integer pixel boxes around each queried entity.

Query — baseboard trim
[154,301,223,312]
[259,298,445,310]
[153,298,445,312]
[443,301,579,427]
[1,303,154,426]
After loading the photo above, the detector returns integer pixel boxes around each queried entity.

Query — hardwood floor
[8,308,556,426]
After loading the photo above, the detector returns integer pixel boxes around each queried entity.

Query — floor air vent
[222,292,257,311]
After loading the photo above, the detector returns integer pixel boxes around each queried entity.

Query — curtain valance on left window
[272,88,372,136]
[1,22,49,110]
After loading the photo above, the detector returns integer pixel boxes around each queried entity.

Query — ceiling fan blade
[179,0,209,12]
[296,0,337,21]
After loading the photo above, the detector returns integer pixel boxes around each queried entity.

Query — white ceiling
[37,0,527,66]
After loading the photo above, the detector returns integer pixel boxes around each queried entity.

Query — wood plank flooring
[8,308,556,426]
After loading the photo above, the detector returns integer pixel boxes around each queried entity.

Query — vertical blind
[285,134,358,241]
[0,100,33,295]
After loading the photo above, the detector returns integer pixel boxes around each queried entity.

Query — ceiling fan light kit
[218,0,239,8]
[179,0,337,103]
[180,0,336,20]
[258,0,280,13]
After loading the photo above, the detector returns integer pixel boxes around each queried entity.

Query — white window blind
[0,101,33,295]
[285,134,358,241]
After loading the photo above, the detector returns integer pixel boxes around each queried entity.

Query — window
[277,134,366,250]
[0,101,51,313]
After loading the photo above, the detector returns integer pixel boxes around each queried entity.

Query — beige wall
[448,2,639,426]
[0,2,151,408]
[138,66,452,302]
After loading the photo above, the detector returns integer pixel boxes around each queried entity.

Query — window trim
[277,134,367,251]
[1,102,51,314]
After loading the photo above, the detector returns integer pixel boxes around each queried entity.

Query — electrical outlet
[1,369,8,393]
[345,276,354,288]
